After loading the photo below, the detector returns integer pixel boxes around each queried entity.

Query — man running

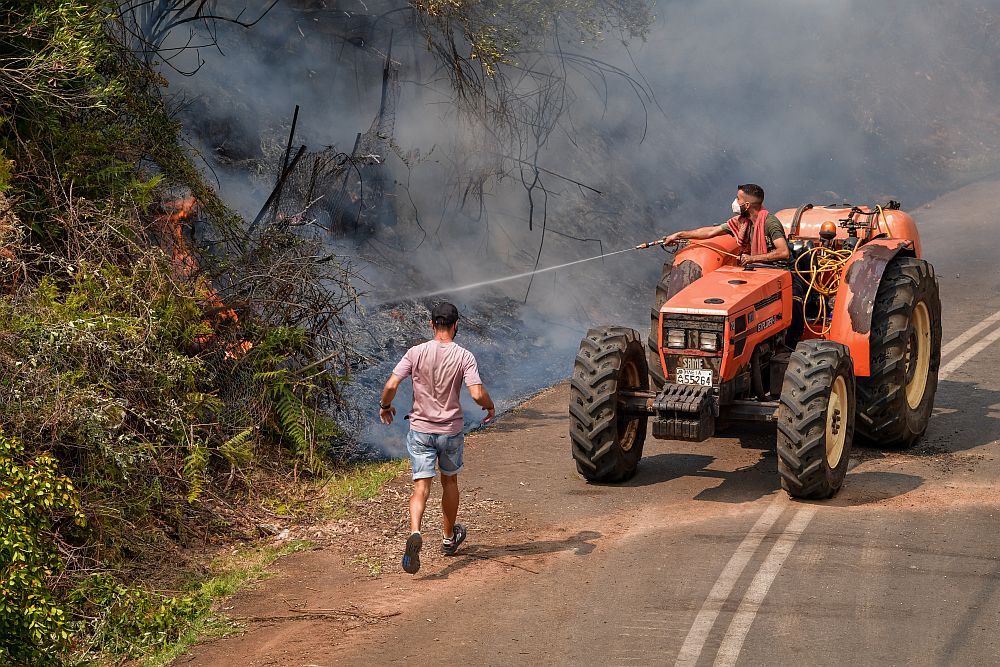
[379,302,495,574]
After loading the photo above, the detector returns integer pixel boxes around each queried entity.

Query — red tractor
[570,202,941,499]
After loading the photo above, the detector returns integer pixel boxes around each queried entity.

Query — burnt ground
[176,178,1000,666]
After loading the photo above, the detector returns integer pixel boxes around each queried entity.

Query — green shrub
[68,573,207,659]
[0,432,85,665]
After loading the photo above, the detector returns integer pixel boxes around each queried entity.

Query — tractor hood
[659,265,793,383]
[661,266,791,318]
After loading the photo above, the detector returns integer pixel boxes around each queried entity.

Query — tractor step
[725,399,780,423]
[652,384,715,441]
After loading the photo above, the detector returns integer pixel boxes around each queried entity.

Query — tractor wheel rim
[905,301,931,410]
[617,359,640,452]
[826,375,848,469]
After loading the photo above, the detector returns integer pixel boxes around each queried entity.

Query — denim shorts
[406,429,464,480]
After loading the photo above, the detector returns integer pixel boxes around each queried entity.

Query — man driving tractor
[660,183,804,346]
[574,188,940,499]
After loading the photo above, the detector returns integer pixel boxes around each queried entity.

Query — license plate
[675,368,713,386]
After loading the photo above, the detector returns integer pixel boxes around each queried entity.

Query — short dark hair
[738,183,765,202]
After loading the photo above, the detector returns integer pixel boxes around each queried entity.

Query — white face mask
[731,198,742,215]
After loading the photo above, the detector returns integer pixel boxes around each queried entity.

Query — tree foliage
[414,0,652,75]
[0,0,120,115]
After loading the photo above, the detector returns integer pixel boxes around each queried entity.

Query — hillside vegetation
[0,2,356,663]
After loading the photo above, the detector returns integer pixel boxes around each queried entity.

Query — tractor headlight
[699,332,719,352]
[666,328,686,349]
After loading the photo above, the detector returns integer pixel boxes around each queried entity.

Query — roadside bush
[0,263,208,452]
[68,573,207,659]
[0,432,85,665]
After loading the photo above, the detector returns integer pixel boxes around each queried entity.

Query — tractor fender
[667,233,740,293]
[828,238,915,376]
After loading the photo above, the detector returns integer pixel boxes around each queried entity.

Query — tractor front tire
[857,257,941,448]
[570,326,648,483]
[777,340,856,499]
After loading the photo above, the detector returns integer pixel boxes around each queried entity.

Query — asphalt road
[180,180,1000,666]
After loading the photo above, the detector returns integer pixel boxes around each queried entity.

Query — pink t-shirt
[391,340,483,435]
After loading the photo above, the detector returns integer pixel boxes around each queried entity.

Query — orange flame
[157,197,200,279]
[157,196,252,360]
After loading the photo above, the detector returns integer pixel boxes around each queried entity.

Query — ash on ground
[334,293,628,459]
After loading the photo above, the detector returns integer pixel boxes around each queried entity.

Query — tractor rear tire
[777,340,856,499]
[856,257,941,448]
[647,261,672,390]
[570,326,648,482]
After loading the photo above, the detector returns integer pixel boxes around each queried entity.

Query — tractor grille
[660,314,725,387]
[661,314,726,351]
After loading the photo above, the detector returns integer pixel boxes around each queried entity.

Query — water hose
[793,245,856,335]
[635,238,742,259]
[876,204,894,237]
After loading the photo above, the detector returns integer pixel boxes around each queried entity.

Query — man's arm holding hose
[661,223,730,246]
[739,235,791,266]
[468,384,496,423]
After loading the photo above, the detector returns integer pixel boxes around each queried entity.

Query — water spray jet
[393,246,640,302]
[376,236,694,304]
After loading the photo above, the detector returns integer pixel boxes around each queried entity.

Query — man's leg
[403,480,431,574]
[437,432,467,554]
[405,429,437,533]
[403,429,437,573]
[440,473,459,538]
[409,478,432,534]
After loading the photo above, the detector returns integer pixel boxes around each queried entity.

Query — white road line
[668,315,1000,667]
[713,507,818,667]
[673,496,786,667]
[940,324,1000,381]
[940,310,1000,360]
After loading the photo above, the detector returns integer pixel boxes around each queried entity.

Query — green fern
[219,427,255,468]
[252,367,320,468]
[181,440,209,503]
[273,384,310,462]
[253,369,288,383]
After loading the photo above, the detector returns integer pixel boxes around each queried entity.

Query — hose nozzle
[635,238,666,250]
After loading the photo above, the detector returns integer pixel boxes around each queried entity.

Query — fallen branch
[464,552,540,574]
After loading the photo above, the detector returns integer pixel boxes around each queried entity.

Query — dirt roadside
[177,385,641,666]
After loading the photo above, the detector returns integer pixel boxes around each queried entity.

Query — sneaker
[442,523,467,556]
[402,532,422,574]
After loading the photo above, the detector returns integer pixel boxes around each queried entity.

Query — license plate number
[675,368,713,386]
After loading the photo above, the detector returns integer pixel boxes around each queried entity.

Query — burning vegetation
[156,196,253,358]
[0,2,361,662]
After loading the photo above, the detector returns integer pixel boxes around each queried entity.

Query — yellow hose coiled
[793,245,855,335]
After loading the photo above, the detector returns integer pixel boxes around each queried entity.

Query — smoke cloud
[156,0,1000,455]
